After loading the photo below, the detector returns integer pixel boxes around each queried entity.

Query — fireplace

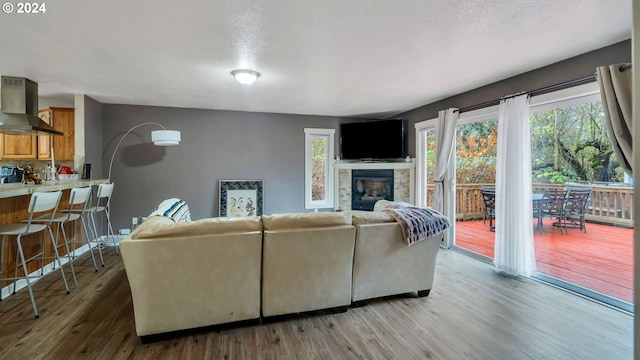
[334,159,414,212]
[351,169,394,211]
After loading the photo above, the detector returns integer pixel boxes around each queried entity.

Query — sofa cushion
[131,216,262,239]
[262,211,352,230]
[351,210,396,225]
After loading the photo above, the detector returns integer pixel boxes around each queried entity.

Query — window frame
[304,128,335,209]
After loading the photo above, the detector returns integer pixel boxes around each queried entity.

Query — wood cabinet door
[1,133,37,159]
[37,109,51,159]
[50,108,75,161]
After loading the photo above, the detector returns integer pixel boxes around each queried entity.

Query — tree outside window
[304,128,335,209]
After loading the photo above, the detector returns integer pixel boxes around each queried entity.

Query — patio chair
[480,188,496,232]
[562,187,592,233]
[537,188,568,235]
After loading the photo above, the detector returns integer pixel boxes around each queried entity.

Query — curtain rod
[457,74,597,113]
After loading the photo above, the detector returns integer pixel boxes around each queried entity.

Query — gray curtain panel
[596,63,633,177]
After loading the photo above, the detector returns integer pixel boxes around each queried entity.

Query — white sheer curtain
[494,94,536,276]
[432,108,458,214]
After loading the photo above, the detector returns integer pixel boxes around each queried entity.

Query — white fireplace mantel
[334,159,415,211]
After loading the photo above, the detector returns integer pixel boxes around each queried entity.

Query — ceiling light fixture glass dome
[231,69,261,85]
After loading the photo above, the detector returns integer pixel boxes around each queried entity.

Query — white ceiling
[0,0,632,118]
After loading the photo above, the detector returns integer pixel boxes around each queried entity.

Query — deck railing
[426,183,634,227]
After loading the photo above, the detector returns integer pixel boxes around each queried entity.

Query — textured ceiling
[0,0,632,118]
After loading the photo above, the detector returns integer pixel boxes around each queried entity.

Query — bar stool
[63,187,101,271]
[0,190,69,318]
[82,183,118,267]
[30,186,94,287]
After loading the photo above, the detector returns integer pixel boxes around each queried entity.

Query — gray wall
[397,40,632,156]
[101,39,631,231]
[83,95,103,178]
[102,105,348,230]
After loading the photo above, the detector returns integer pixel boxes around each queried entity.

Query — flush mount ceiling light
[231,69,261,85]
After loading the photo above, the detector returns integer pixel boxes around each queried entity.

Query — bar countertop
[0,179,109,199]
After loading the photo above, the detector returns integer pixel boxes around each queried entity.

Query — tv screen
[340,119,406,160]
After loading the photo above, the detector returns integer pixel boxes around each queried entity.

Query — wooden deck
[455,219,634,303]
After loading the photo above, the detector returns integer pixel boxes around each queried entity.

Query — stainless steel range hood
[0,76,64,136]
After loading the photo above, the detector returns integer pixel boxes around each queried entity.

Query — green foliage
[530,101,622,183]
[311,136,327,200]
[454,100,624,185]
[455,120,497,184]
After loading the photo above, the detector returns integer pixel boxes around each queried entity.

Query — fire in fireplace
[351,169,394,211]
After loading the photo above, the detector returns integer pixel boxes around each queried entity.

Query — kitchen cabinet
[0,133,37,159]
[0,107,75,161]
[43,107,75,161]
[37,110,51,159]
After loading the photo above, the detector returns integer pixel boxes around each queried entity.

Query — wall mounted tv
[340,119,406,160]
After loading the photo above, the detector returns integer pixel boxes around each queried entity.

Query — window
[530,93,624,185]
[304,128,335,209]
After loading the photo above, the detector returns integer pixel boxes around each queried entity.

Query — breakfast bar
[0,179,109,290]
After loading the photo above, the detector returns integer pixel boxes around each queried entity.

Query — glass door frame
[415,118,456,248]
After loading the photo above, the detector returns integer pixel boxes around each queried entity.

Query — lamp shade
[151,130,181,146]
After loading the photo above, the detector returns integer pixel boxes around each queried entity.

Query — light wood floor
[0,247,632,360]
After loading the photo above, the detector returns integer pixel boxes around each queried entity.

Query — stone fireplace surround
[334,159,415,211]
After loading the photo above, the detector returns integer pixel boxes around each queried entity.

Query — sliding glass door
[451,110,498,259]
[451,82,634,311]
[529,89,633,311]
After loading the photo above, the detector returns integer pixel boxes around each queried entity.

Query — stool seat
[32,212,82,223]
[0,223,48,235]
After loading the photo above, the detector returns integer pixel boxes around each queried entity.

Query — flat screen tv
[340,119,406,160]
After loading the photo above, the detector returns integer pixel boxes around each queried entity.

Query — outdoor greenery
[311,136,327,200]
[454,101,623,185]
[530,101,622,184]
[456,120,497,184]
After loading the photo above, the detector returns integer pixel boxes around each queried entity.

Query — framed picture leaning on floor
[219,180,264,217]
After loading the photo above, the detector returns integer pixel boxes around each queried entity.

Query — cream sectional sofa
[120,215,264,339]
[350,210,441,303]
[261,212,355,318]
[120,206,443,340]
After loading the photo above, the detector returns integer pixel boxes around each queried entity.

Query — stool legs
[104,207,119,255]
[16,235,39,318]
[3,229,71,319]
[80,213,99,272]
[15,229,70,319]
[57,223,78,288]
[48,226,70,295]
[88,213,105,267]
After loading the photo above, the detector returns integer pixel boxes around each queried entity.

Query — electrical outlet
[132,217,138,225]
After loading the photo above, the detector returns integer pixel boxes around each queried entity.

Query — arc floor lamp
[107,122,181,181]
